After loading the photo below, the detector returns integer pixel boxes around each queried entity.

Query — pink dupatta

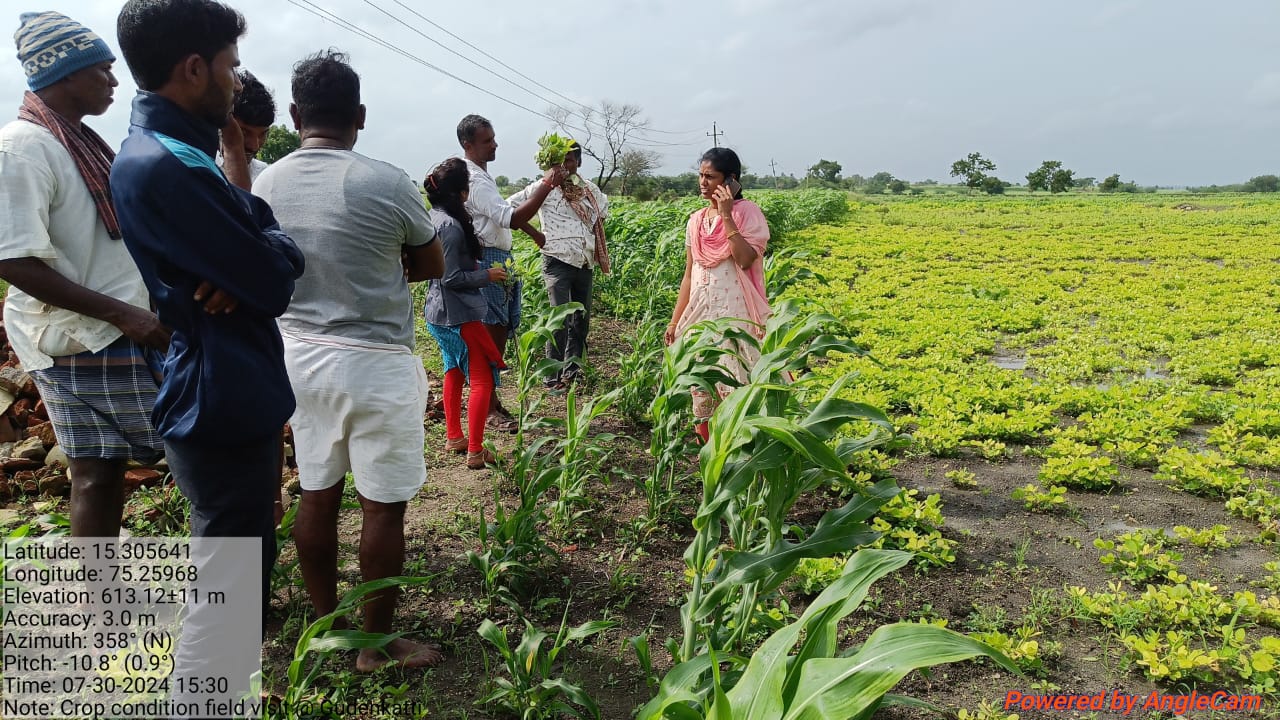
[686,199,772,331]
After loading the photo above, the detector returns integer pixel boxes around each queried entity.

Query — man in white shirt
[0,11,168,537]
[456,114,562,429]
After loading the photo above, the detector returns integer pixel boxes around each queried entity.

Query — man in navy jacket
[110,0,303,641]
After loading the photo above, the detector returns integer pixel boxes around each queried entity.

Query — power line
[284,0,593,136]
[285,0,710,167]
[387,0,598,127]
[381,0,704,139]
[298,0,704,141]
[363,0,600,131]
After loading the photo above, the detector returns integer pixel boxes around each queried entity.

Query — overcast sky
[4,0,1278,187]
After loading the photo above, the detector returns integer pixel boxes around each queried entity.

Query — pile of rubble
[0,308,164,502]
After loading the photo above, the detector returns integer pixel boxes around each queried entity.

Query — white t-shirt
[216,153,268,183]
[0,120,150,370]
[463,158,514,251]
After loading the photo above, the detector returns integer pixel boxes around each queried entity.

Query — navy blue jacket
[111,92,304,444]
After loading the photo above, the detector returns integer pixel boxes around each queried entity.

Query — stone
[11,436,46,461]
[29,421,57,448]
[43,445,68,468]
[0,366,35,398]
[9,398,32,426]
[14,471,37,495]
[124,468,163,490]
[38,471,70,497]
[1,458,43,473]
[0,508,19,527]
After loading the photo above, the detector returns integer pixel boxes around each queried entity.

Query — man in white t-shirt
[0,11,170,538]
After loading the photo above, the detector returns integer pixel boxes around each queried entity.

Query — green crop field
[5,191,1277,719]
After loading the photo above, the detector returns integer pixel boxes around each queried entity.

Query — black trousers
[541,255,594,379]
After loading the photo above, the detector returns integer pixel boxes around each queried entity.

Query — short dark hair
[117,0,246,91]
[291,50,360,129]
[233,69,274,127]
[456,114,491,147]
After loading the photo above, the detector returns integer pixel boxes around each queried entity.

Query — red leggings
[443,322,502,453]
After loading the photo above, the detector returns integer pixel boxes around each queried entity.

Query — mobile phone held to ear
[726,177,742,196]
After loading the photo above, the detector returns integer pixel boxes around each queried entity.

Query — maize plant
[641,550,1017,719]
[672,301,898,661]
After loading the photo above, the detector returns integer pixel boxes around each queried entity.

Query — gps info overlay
[3,537,262,719]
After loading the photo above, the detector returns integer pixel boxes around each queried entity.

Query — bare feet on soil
[355,638,443,672]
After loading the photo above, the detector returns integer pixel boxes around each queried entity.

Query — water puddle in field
[1179,423,1214,448]
[991,352,1028,371]
[1143,357,1171,382]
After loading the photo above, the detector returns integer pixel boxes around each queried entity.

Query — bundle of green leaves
[535,133,575,170]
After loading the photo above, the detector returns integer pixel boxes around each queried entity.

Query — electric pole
[769,158,780,189]
[707,122,721,147]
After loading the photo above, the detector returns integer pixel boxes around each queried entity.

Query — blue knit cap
[14,11,115,91]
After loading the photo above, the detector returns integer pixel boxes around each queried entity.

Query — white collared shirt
[463,158,514,251]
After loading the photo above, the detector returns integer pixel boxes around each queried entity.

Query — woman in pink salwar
[664,148,772,442]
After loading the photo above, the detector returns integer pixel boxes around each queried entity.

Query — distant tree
[807,159,843,185]
[1098,174,1140,193]
[1049,168,1075,193]
[616,149,660,195]
[888,178,909,194]
[1025,161,1055,192]
[776,173,800,190]
[1074,177,1096,189]
[495,175,510,187]
[1026,161,1076,193]
[861,171,894,194]
[950,152,996,191]
[258,125,299,164]
[549,100,649,191]
[981,176,1007,195]
[1244,175,1280,193]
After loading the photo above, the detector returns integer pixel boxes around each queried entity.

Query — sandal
[485,413,518,434]
[444,436,468,454]
[466,449,495,470]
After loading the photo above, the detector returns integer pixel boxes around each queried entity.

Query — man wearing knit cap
[0,11,168,539]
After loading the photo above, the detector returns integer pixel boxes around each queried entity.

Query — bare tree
[616,149,661,195]
[549,100,649,191]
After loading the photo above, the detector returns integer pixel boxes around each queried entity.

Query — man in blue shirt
[110,0,303,629]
